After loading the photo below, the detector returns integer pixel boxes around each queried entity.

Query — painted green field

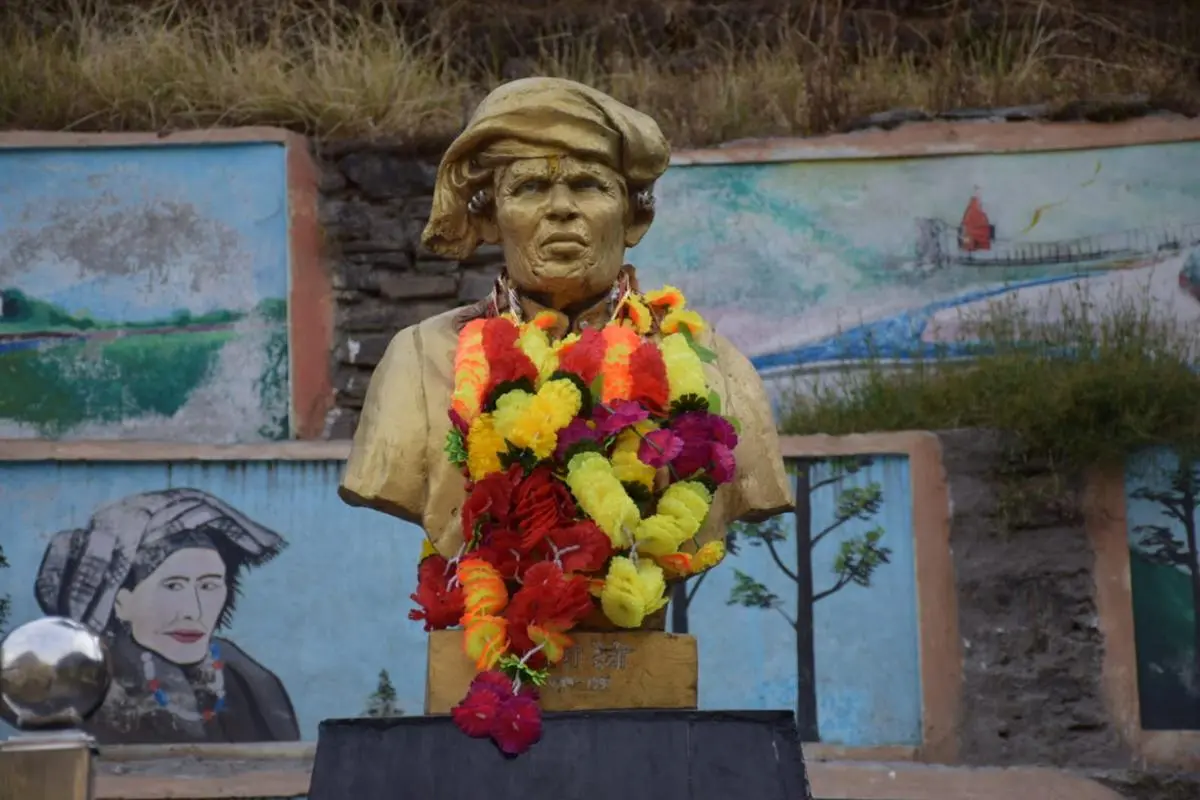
[0,331,235,435]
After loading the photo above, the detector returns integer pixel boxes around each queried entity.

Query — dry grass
[0,0,1197,145]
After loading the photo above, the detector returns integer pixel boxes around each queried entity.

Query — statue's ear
[476,215,501,245]
[624,219,652,247]
[624,185,655,247]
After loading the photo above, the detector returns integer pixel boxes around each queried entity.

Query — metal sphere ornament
[0,617,112,731]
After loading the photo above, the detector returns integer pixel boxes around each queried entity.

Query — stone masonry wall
[936,428,1129,767]
[315,141,501,438]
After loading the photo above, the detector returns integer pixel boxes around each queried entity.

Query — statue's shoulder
[380,306,466,365]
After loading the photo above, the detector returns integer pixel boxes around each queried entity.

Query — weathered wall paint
[0,456,920,749]
[684,455,921,746]
[0,143,292,441]
[1125,448,1200,731]
[635,140,1200,382]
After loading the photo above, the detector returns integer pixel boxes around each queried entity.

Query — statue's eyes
[569,177,603,192]
[514,179,549,195]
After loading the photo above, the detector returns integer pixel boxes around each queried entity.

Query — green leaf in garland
[589,373,605,406]
[561,438,606,465]
[622,481,656,516]
[706,390,722,416]
[728,415,743,435]
[680,326,717,364]
[669,393,710,416]
[483,377,535,412]
[499,444,538,474]
[444,428,468,467]
[497,654,550,687]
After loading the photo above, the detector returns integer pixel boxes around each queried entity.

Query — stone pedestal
[308,710,811,800]
[425,630,698,714]
[0,732,94,800]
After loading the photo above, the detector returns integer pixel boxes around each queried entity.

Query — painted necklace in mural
[140,642,227,723]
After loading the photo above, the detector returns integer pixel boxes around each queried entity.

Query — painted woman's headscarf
[34,489,286,634]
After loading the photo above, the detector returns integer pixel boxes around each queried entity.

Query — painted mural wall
[636,141,1200,379]
[0,456,919,748]
[0,144,292,442]
[1127,447,1200,731]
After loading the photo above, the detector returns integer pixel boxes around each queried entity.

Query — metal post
[0,618,112,800]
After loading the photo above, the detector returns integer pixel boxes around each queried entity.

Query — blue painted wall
[0,143,291,442]
[0,456,920,748]
[687,455,920,746]
[1125,447,1200,730]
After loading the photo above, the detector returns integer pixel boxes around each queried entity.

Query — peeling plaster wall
[0,143,292,442]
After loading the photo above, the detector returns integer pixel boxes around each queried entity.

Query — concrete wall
[319,118,1200,433]
[0,438,943,754]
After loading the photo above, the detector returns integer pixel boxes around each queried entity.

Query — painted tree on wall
[1131,458,1200,727]
[363,669,403,718]
[726,457,890,741]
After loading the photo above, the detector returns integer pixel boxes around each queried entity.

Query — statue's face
[492,156,630,307]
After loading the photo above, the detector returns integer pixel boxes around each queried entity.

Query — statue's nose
[545,185,579,220]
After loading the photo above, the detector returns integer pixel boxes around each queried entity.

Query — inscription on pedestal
[425,631,697,713]
[543,641,636,694]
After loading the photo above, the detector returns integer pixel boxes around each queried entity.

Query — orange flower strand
[618,294,653,335]
[599,325,640,404]
[655,552,693,579]
[451,319,489,421]
[458,558,509,617]
[527,625,574,665]
[463,614,509,671]
[643,286,685,313]
[531,310,559,331]
[660,309,707,337]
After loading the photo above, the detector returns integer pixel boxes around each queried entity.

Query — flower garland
[409,285,737,756]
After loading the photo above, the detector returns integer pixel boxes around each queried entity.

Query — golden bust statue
[339,78,793,563]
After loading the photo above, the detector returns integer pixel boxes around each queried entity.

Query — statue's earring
[634,188,656,213]
[468,189,493,216]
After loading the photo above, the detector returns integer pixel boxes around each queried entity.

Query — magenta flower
[670,412,740,479]
[671,411,738,448]
[450,670,543,757]
[554,417,600,461]
[449,408,470,435]
[491,693,543,756]
[637,428,683,468]
[709,442,737,485]
[593,400,650,437]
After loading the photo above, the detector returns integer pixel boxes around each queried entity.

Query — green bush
[781,288,1200,469]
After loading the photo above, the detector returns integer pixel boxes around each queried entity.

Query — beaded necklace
[141,641,227,722]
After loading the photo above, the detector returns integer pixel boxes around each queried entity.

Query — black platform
[308,710,812,799]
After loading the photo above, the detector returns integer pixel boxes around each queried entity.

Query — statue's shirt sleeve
[338,326,430,524]
[700,332,795,540]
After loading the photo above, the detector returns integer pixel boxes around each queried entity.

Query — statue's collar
[496,266,639,340]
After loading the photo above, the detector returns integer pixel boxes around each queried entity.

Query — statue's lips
[164,630,205,644]
[541,232,588,246]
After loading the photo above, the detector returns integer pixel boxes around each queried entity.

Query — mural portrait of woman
[18,488,300,744]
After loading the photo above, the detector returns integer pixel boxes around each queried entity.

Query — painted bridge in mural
[750,199,1200,374]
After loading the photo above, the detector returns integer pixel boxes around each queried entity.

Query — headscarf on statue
[421,77,672,260]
